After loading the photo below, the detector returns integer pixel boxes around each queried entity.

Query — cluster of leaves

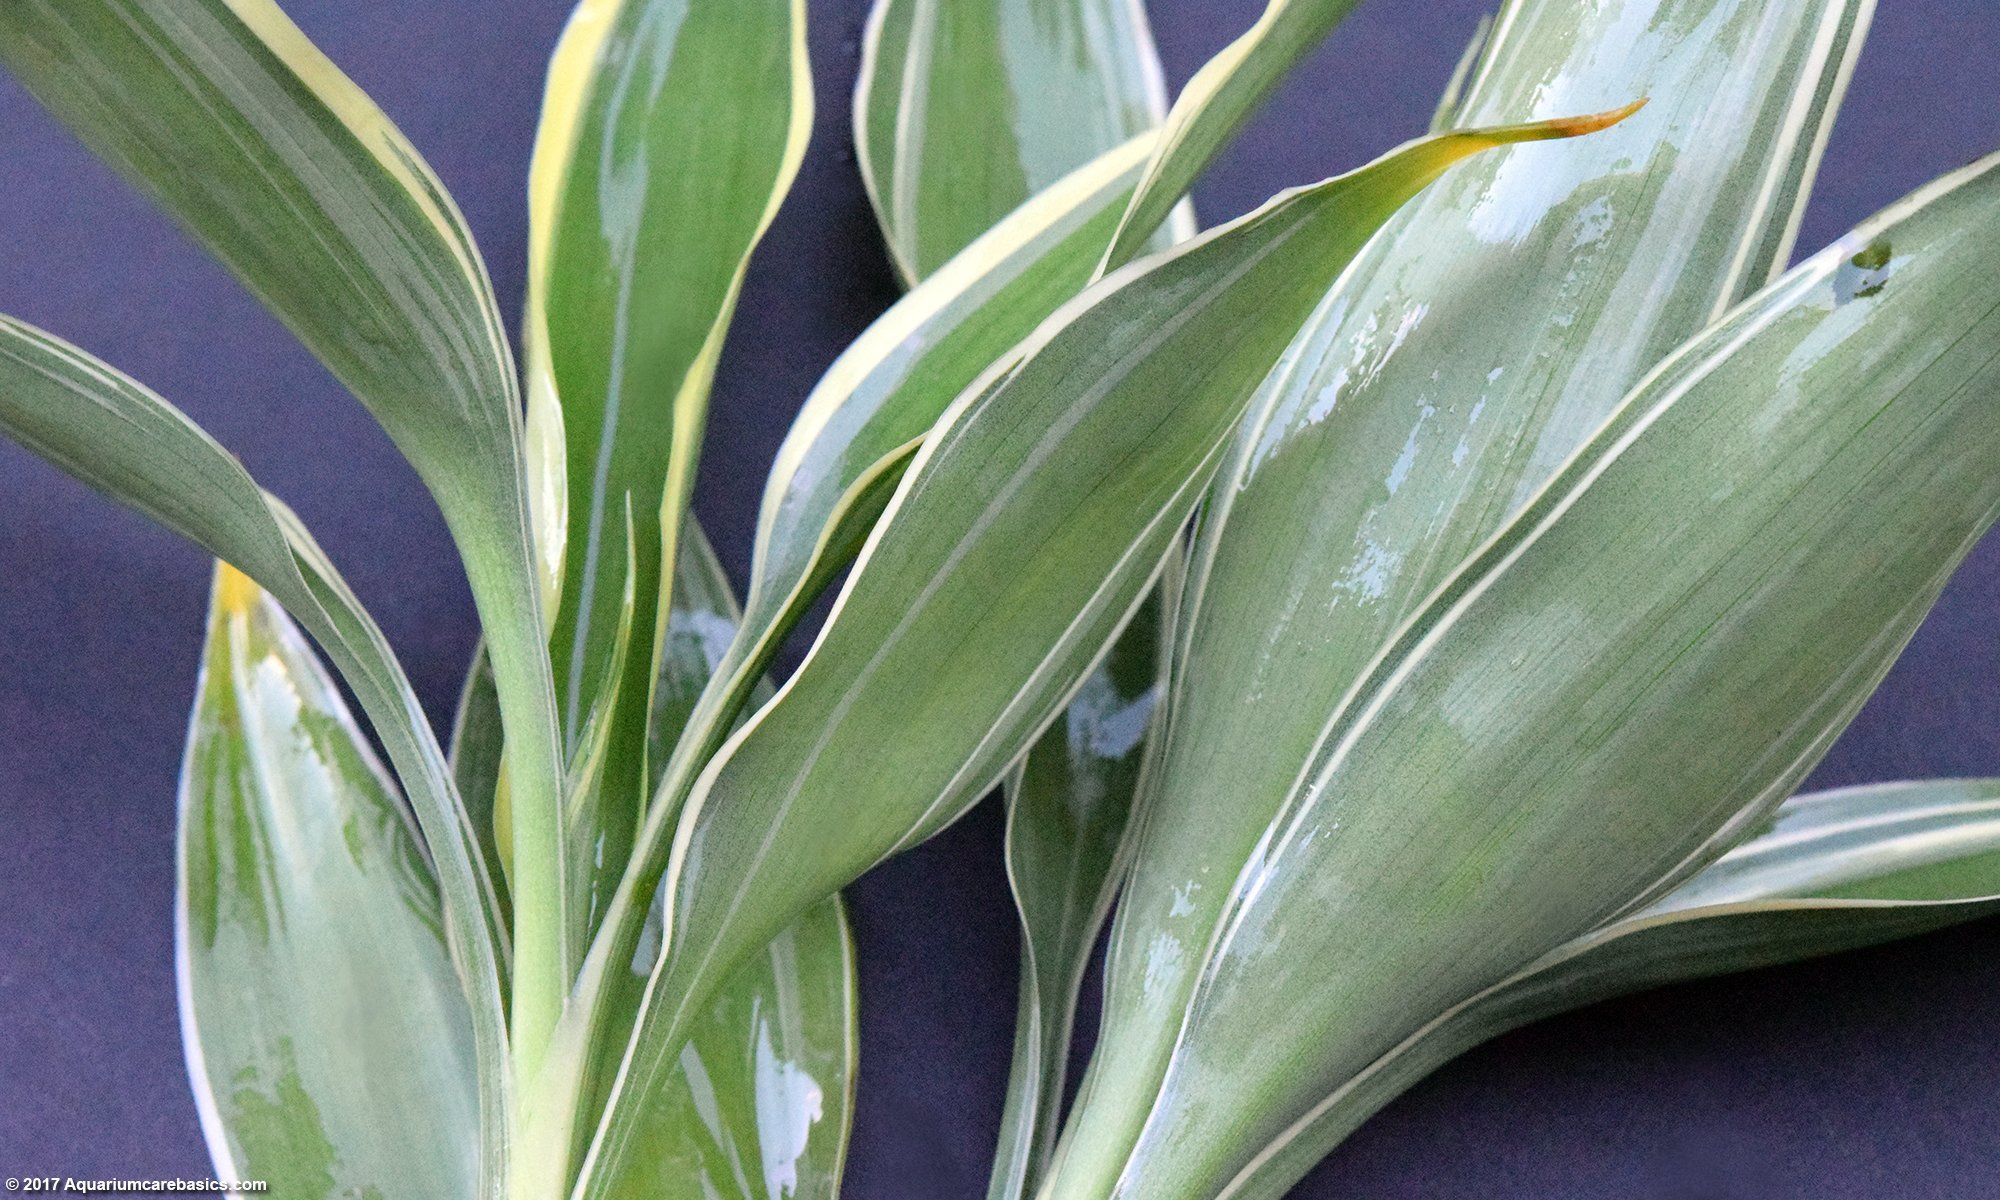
[0,1,1997,1199]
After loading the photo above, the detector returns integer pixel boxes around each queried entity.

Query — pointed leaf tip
[1479,98,1648,145]
[1553,97,1649,137]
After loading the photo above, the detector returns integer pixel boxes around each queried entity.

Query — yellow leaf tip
[213,561,263,617]
[1459,98,1648,153]
[1547,97,1648,138]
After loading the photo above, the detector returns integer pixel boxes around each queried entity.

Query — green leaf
[594,899,858,1200]
[179,566,480,1200]
[1100,0,1366,270]
[1043,152,2000,1200]
[649,518,767,795]
[1221,778,2000,1200]
[616,526,854,1200]
[853,16,1198,1190]
[451,521,733,1199]
[526,0,811,939]
[856,0,1176,283]
[1070,0,1875,1190]
[525,521,856,1200]
[562,502,641,955]
[0,0,570,1068]
[448,648,512,931]
[851,15,1200,1188]
[648,134,1159,836]
[852,18,1209,1182]
[528,518,762,1188]
[0,317,512,1199]
[0,1,520,522]
[1426,12,1494,134]
[570,108,1634,1196]
[989,552,1181,1200]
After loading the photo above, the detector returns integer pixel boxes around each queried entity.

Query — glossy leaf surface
[1102,0,1365,269]
[557,522,855,1200]
[649,519,755,794]
[1068,0,1876,1190]
[848,22,1207,1182]
[649,135,1157,850]
[180,567,479,1200]
[666,142,1186,824]
[1046,151,2000,1200]
[989,554,1180,1200]
[572,110,1631,1196]
[594,901,857,1200]
[0,317,511,1197]
[856,0,1171,282]
[557,515,774,1127]
[0,0,570,1064]
[584,129,1168,1200]
[1223,778,2000,1200]
[530,0,810,861]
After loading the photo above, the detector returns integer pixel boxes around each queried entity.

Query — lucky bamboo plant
[1,0,1997,1198]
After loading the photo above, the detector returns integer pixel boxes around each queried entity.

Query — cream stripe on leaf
[1100,0,1367,271]
[0,0,570,1083]
[854,8,1206,1196]
[523,0,811,990]
[0,316,511,1200]
[1217,778,2000,1199]
[589,518,860,1200]
[535,137,1167,1200]
[1068,2,1874,1191]
[180,566,481,1200]
[856,0,1177,284]
[1043,151,2000,1200]
[569,109,1634,1200]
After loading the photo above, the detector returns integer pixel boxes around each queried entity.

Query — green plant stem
[451,485,568,1087]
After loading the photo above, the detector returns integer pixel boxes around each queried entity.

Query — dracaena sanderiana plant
[1,0,1997,1197]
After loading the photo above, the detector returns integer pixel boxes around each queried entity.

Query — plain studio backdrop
[3,2,1999,1197]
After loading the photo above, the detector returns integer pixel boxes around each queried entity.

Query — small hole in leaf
[1833,238,1894,304]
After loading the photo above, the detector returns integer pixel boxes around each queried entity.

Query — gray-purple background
[3,2,1998,1196]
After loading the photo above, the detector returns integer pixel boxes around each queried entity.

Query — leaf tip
[1453,98,1647,158]
[214,561,263,619]
[1546,97,1647,139]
